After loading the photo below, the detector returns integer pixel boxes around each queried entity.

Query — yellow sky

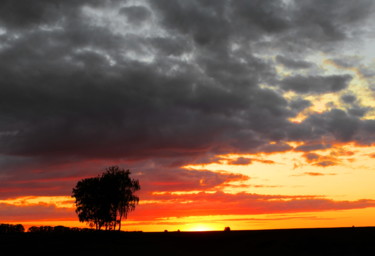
[183,144,375,201]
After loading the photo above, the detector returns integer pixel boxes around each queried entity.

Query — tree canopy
[72,166,140,230]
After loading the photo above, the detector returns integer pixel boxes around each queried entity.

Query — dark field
[2,227,375,255]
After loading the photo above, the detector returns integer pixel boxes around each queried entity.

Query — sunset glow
[1,0,375,232]
[185,223,217,232]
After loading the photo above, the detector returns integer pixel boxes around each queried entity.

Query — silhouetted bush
[224,226,231,232]
[28,226,53,232]
[28,225,67,233]
[0,223,25,233]
[54,225,72,232]
[27,225,99,233]
[28,226,39,233]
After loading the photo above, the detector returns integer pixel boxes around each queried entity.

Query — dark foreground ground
[2,227,375,256]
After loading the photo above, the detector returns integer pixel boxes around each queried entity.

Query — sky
[1,0,375,232]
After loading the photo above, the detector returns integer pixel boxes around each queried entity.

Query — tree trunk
[118,208,124,231]
[113,210,117,230]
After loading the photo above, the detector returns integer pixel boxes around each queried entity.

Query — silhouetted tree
[54,225,71,232]
[72,166,140,230]
[14,224,25,233]
[28,225,72,232]
[28,226,37,232]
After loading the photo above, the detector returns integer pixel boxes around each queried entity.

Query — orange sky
[2,143,375,232]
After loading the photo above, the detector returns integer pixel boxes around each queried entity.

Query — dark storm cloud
[288,107,375,148]
[150,0,231,46]
[282,0,374,51]
[355,120,375,145]
[347,106,369,118]
[150,0,374,52]
[288,109,361,142]
[328,58,375,88]
[0,0,117,30]
[341,94,357,104]
[0,0,375,197]
[289,98,312,112]
[0,0,67,29]
[280,75,352,94]
[150,36,193,57]
[119,5,151,25]
[276,56,314,69]
[295,144,331,152]
[0,47,292,158]
[340,94,370,117]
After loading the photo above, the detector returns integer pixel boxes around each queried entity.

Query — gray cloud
[228,157,252,165]
[341,94,357,104]
[0,0,374,198]
[119,5,151,25]
[295,144,331,152]
[276,55,314,69]
[280,75,352,94]
[0,0,115,30]
[288,109,361,142]
[289,98,312,112]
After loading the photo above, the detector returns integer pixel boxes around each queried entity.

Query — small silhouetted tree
[72,166,140,230]
[14,224,25,233]
[28,226,40,232]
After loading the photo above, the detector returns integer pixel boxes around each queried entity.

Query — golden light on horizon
[184,223,220,232]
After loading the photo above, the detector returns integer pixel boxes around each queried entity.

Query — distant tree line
[28,225,97,233]
[0,223,120,233]
[0,223,25,233]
